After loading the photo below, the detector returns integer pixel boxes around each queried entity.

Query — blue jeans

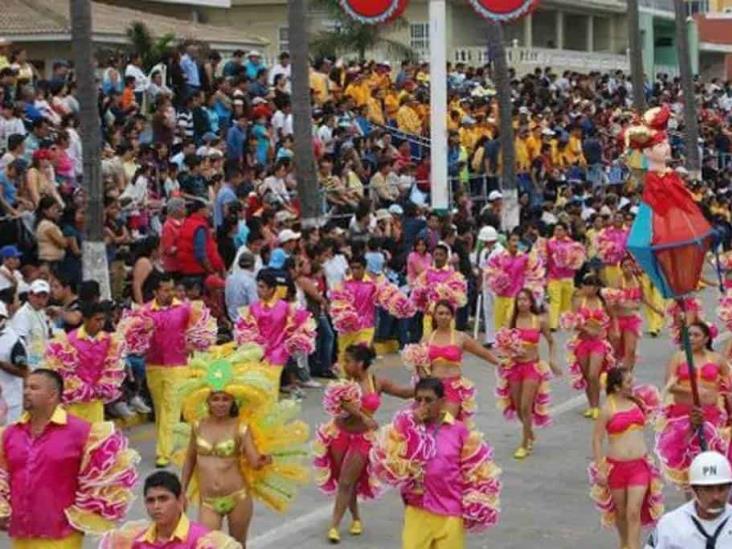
[314,313,335,375]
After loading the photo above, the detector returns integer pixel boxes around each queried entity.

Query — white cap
[518,106,530,115]
[478,225,498,242]
[388,204,404,216]
[278,228,301,243]
[375,208,392,221]
[488,190,503,202]
[541,128,555,137]
[248,50,261,57]
[252,97,268,105]
[0,302,8,318]
[30,279,50,294]
[689,451,732,486]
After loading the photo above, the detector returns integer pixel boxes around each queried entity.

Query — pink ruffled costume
[562,303,616,391]
[0,406,139,543]
[655,361,730,487]
[235,298,315,367]
[411,266,468,313]
[615,285,643,337]
[370,408,502,534]
[427,332,477,425]
[587,399,664,528]
[494,321,552,428]
[313,378,383,500]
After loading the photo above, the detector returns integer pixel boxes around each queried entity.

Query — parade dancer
[371,377,502,548]
[0,369,138,549]
[656,321,731,487]
[545,222,586,331]
[44,302,125,422]
[313,344,413,543]
[330,255,414,364]
[590,368,664,549]
[410,243,468,338]
[179,344,309,546]
[403,300,499,425]
[121,272,217,468]
[596,213,628,288]
[484,231,545,330]
[563,273,616,419]
[234,271,316,393]
[605,256,663,370]
[100,471,243,548]
[495,289,562,459]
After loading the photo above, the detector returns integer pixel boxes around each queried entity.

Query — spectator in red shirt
[160,197,186,276]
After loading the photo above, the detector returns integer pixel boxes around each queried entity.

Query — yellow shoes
[591,408,600,420]
[349,520,363,536]
[327,527,340,544]
[583,408,600,420]
[513,446,529,459]
[583,408,594,418]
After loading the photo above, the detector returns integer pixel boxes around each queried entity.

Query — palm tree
[69,0,110,297]
[486,21,518,230]
[673,0,701,175]
[288,0,321,227]
[126,22,176,72]
[310,0,415,61]
[627,0,646,112]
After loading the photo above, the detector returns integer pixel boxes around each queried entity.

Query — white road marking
[248,392,588,547]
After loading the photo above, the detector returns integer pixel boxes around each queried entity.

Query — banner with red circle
[338,0,403,24]
[466,0,539,21]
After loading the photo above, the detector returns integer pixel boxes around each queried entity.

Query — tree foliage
[310,0,416,62]
[126,22,176,71]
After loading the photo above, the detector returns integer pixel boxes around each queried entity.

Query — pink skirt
[440,375,477,425]
[495,360,552,428]
[566,335,616,391]
[617,313,642,337]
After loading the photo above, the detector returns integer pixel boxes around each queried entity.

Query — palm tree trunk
[70,0,110,298]
[288,0,321,227]
[673,0,701,175]
[486,22,518,231]
[628,0,646,112]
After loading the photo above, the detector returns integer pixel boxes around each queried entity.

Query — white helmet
[689,451,732,486]
[478,226,498,242]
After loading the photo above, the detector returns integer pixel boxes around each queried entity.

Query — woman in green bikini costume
[179,343,310,546]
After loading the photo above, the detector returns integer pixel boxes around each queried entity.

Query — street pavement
[11,285,725,548]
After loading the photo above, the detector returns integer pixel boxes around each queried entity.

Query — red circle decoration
[467,0,539,21]
[339,0,403,24]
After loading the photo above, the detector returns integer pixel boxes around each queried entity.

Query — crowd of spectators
[1,36,732,410]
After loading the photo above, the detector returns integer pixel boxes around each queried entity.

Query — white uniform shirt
[0,325,26,420]
[10,302,52,369]
[646,501,732,549]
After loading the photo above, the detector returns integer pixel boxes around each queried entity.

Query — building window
[686,0,708,15]
[278,27,289,54]
[410,22,429,51]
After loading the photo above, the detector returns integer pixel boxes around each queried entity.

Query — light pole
[429,0,449,213]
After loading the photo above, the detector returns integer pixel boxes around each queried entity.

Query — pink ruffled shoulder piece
[460,429,502,532]
[233,306,265,346]
[375,280,416,319]
[118,307,154,355]
[186,301,218,351]
[65,422,140,535]
[401,343,430,373]
[329,286,361,333]
[284,305,316,356]
[370,408,437,487]
[322,379,362,417]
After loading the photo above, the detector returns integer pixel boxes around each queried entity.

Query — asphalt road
[7,285,721,548]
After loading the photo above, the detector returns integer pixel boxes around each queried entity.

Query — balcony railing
[452,45,630,74]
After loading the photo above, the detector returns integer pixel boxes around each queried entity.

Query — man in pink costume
[44,302,125,422]
[596,213,628,287]
[0,369,138,549]
[99,471,241,548]
[371,377,502,549]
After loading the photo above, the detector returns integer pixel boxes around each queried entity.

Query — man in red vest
[176,200,224,281]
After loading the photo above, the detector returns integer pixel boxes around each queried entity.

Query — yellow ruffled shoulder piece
[196,530,244,549]
[98,520,149,549]
[242,399,310,512]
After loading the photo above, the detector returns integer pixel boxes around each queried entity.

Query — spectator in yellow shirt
[397,97,422,135]
[515,126,532,173]
[367,89,385,126]
[310,61,332,106]
[566,126,587,166]
[344,72,369,107]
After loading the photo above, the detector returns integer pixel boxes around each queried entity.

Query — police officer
[646,451,732,548]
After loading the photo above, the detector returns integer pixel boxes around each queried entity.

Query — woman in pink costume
[495,289,562,459]
[313,344,413,544]
[590,368,664,549]
[656,321,731,488]
[484,231,545,330]
[545,222,586,330]
[563,273,617,420]
[404,300,499,425]
[596,213,628,288]
[330,255,413,364]
[606,256,663,370]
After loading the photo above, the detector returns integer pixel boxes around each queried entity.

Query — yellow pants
[402,506,464,549]
[338,327,375,365]
[147,365,190,464]
[641,275,665,334]
[603,265,621,288]
[66,400,104,423]
[494,295,515,330]
[547,278,574,330]
[12,532,83,548]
